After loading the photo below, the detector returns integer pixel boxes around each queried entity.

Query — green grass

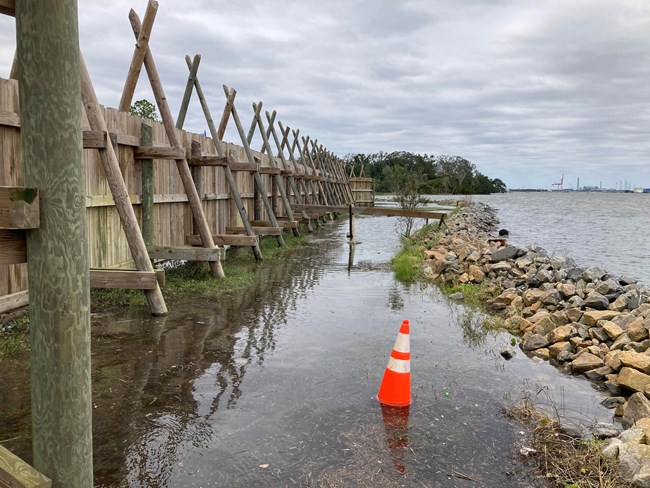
[391,222,441,283]
[0,314,30,359]
[441,281,500,309]
[91,234,308,311]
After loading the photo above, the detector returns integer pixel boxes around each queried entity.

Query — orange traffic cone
[377,320,411,407]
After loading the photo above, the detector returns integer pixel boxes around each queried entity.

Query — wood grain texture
[0,445,51,488]
[80,57,167,316]
[185,233,258,247]
[146,245,223,261]
[16,0,94,484]
[118,0,158,111]
[89,269,157,289]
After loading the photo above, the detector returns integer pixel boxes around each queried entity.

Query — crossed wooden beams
[124,6,225,279]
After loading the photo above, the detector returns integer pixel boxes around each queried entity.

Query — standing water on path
[1,216,616,487]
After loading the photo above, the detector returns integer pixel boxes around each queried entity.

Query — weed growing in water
[505,399,630,488]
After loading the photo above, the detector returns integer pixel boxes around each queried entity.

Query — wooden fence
[349,177,374,207]
[0,74,354,314]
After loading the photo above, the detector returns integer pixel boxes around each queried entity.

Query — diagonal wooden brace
[129,9,224,277]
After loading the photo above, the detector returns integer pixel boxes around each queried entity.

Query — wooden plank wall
[349,177,374,207]
[0,76,352,298]
[0,78,27,295]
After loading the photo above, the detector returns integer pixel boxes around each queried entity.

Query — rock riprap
[420,202,650,486]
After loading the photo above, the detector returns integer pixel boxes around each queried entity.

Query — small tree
[389,165,431,237]
[129,99,159,121]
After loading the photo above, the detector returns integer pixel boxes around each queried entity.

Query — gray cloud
[2,0,650,189]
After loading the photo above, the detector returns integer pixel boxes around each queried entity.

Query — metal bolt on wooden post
[16,0,93,484]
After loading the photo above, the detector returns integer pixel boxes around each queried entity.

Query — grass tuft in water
[391,222,441,283]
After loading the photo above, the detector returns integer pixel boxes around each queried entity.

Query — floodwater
[0,216,617,487]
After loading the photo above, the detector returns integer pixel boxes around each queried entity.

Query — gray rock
[549,255,571,270]
[620,427,647,444]
[612,333,632,351]
[589,327,609,342]
[449,292,464,300]
[571,352,604,372]
[515,255,533,269]
[600,397,626,409]
[500,347,515,360]
[567,295,584,308]
[605,379,623,395]
[601,438,622,461]
[490,245,521,262]
[620,442,650,481]
[583,365,613,380]
[583,292,610,310]
[541,290,561,306]
[522,334,549,351]
[633,465,650,488]
[556,350,573,362]
[535,269,554,284]
[623,392,650,428]
[566,267,585,281]
[596,278,623,295]
[592,422,622,438]
[492,261,513,272]
[620,275,638,286]
[582,266,607,283]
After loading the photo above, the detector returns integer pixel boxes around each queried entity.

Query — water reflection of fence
[89,237,338,486]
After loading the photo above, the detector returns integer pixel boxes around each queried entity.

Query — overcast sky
[2,0,650,190]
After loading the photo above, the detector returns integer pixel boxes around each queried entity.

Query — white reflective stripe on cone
[386,357,410,373]
[392,333,410,353]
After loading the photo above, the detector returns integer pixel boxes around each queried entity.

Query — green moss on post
[16,1,94,486]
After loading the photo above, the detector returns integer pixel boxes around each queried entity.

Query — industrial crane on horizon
[552,174,564,191]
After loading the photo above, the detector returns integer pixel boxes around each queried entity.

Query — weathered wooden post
[16,0,94,486]
[347,203,356,243]
[141,123,154,248]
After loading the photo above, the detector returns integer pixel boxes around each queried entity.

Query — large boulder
[522,334,549,351]
[583,291,610,310]
[623,395,650,428]
[582,266,607,282]
[547,324,577,343]
[571,352,604,372]
[582,310,621,326]
[617,367,650,393]
[532,316,557,336]
[490,245,521,262]
[602,320,625,340]
[619,351,650,375]
[628,317,649,342]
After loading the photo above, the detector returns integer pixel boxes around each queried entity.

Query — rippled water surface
[471,192,650,284]
[0,215,617,487]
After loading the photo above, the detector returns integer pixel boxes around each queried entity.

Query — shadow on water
[0,216,617,487]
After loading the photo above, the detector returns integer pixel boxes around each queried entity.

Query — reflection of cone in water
[381,404,410,473]
[377,320,411,407]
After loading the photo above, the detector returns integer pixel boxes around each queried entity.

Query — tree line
[344,151,507,194]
